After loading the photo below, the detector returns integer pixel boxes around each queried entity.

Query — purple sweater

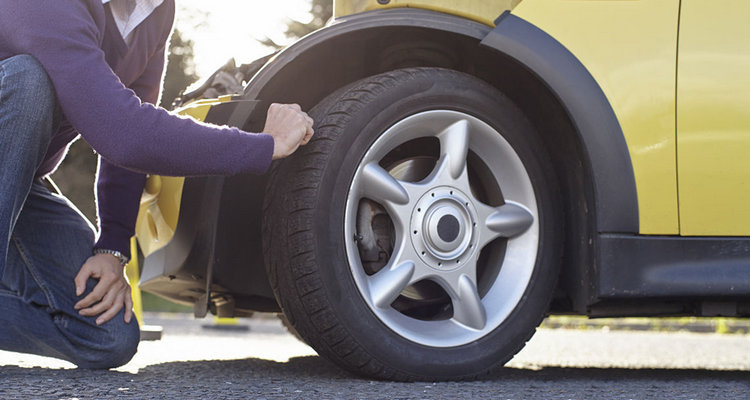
[0,0,274,258]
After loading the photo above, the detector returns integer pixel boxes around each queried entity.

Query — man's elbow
[99,146,149,174]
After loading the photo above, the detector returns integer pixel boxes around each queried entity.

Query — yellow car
[136,0,750,380]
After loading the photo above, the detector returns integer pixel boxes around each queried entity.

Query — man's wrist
[93,248,130,266]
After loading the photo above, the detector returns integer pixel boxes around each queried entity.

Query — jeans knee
[74,318,141,369]
[0,54,58,139]
[2,55,56,106]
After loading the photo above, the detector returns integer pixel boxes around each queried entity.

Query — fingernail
[96,319,103,325]
[76,287,82,296]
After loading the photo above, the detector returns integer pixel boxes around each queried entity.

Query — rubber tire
[263,67,562,381]
[277,313,306,344]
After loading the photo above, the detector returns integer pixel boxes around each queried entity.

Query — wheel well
[241,25,595,313]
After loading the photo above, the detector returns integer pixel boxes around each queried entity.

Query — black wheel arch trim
[139,100,281,315]
[481,12,638,233]
[242,8,491,101]
[243,8,639,234]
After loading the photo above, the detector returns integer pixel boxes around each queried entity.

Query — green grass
[141,292,192,313]
[542,315,750,334]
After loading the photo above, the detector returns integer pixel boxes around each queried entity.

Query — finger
[288,103,302,111]
[301,127,314,145]
[74,277,113,310]
[74,264,93,297]
[267,103,281,117]
[78,287,117,317]
[96,292,125,325]
[124,291,134,324]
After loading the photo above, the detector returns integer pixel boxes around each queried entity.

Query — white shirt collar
[102,0,165,44]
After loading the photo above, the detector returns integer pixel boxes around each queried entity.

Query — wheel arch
[231,8,638,312]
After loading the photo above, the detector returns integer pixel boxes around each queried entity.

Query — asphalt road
[1,314,749,399]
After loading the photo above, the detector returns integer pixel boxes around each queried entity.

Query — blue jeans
[0,55,140,368]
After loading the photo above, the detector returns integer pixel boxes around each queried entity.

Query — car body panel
[481,12,639,233]
[136,174,183,256]
[512,0,680,234]
[333,0,520,27]
[677,0,750,236]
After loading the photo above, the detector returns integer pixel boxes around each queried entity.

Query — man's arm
[73,155,144,325]
[74,31,169,325]
[0,0,277,176]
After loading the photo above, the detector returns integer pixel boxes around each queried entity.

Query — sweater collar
[101,0,164,44]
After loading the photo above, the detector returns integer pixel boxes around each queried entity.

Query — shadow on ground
[2,356,749,399]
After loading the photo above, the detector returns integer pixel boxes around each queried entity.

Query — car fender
[241,9,638,234]
[142,8,640,315]
[481,12,638,233]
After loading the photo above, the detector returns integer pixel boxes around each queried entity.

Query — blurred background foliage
[52,1,331,225]
[161,29,200,111]
[260,0,332,49]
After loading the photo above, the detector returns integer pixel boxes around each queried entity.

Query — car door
[677,0,750,235]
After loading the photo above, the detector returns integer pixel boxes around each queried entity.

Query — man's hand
[263,103,314,160]
[73,254,133,325]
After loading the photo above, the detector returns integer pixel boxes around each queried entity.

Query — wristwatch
[93,248,130,266]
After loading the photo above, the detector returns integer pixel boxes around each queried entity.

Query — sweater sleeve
[0,0,274,177]
[94,31,169,258]
[94,157,145,258]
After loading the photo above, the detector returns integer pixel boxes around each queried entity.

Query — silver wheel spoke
[360,162,410,205]
[345,110,540,347]
[477,201,534,248]
[437,119,470,180]
[451,274,487,330]
[368,260,416,309]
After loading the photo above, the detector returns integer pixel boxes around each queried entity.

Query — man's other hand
[73,254,134,325]
[263,103,314,160]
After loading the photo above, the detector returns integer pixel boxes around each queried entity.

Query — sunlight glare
[175,0,313,79]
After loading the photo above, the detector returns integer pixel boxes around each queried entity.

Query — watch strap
[93,248,130,266]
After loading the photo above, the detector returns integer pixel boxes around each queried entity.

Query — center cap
[438,215,460,243]
[425,206,465,253]
[411,186,478,270]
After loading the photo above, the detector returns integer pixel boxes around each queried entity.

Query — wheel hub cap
[412,186,477,270]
